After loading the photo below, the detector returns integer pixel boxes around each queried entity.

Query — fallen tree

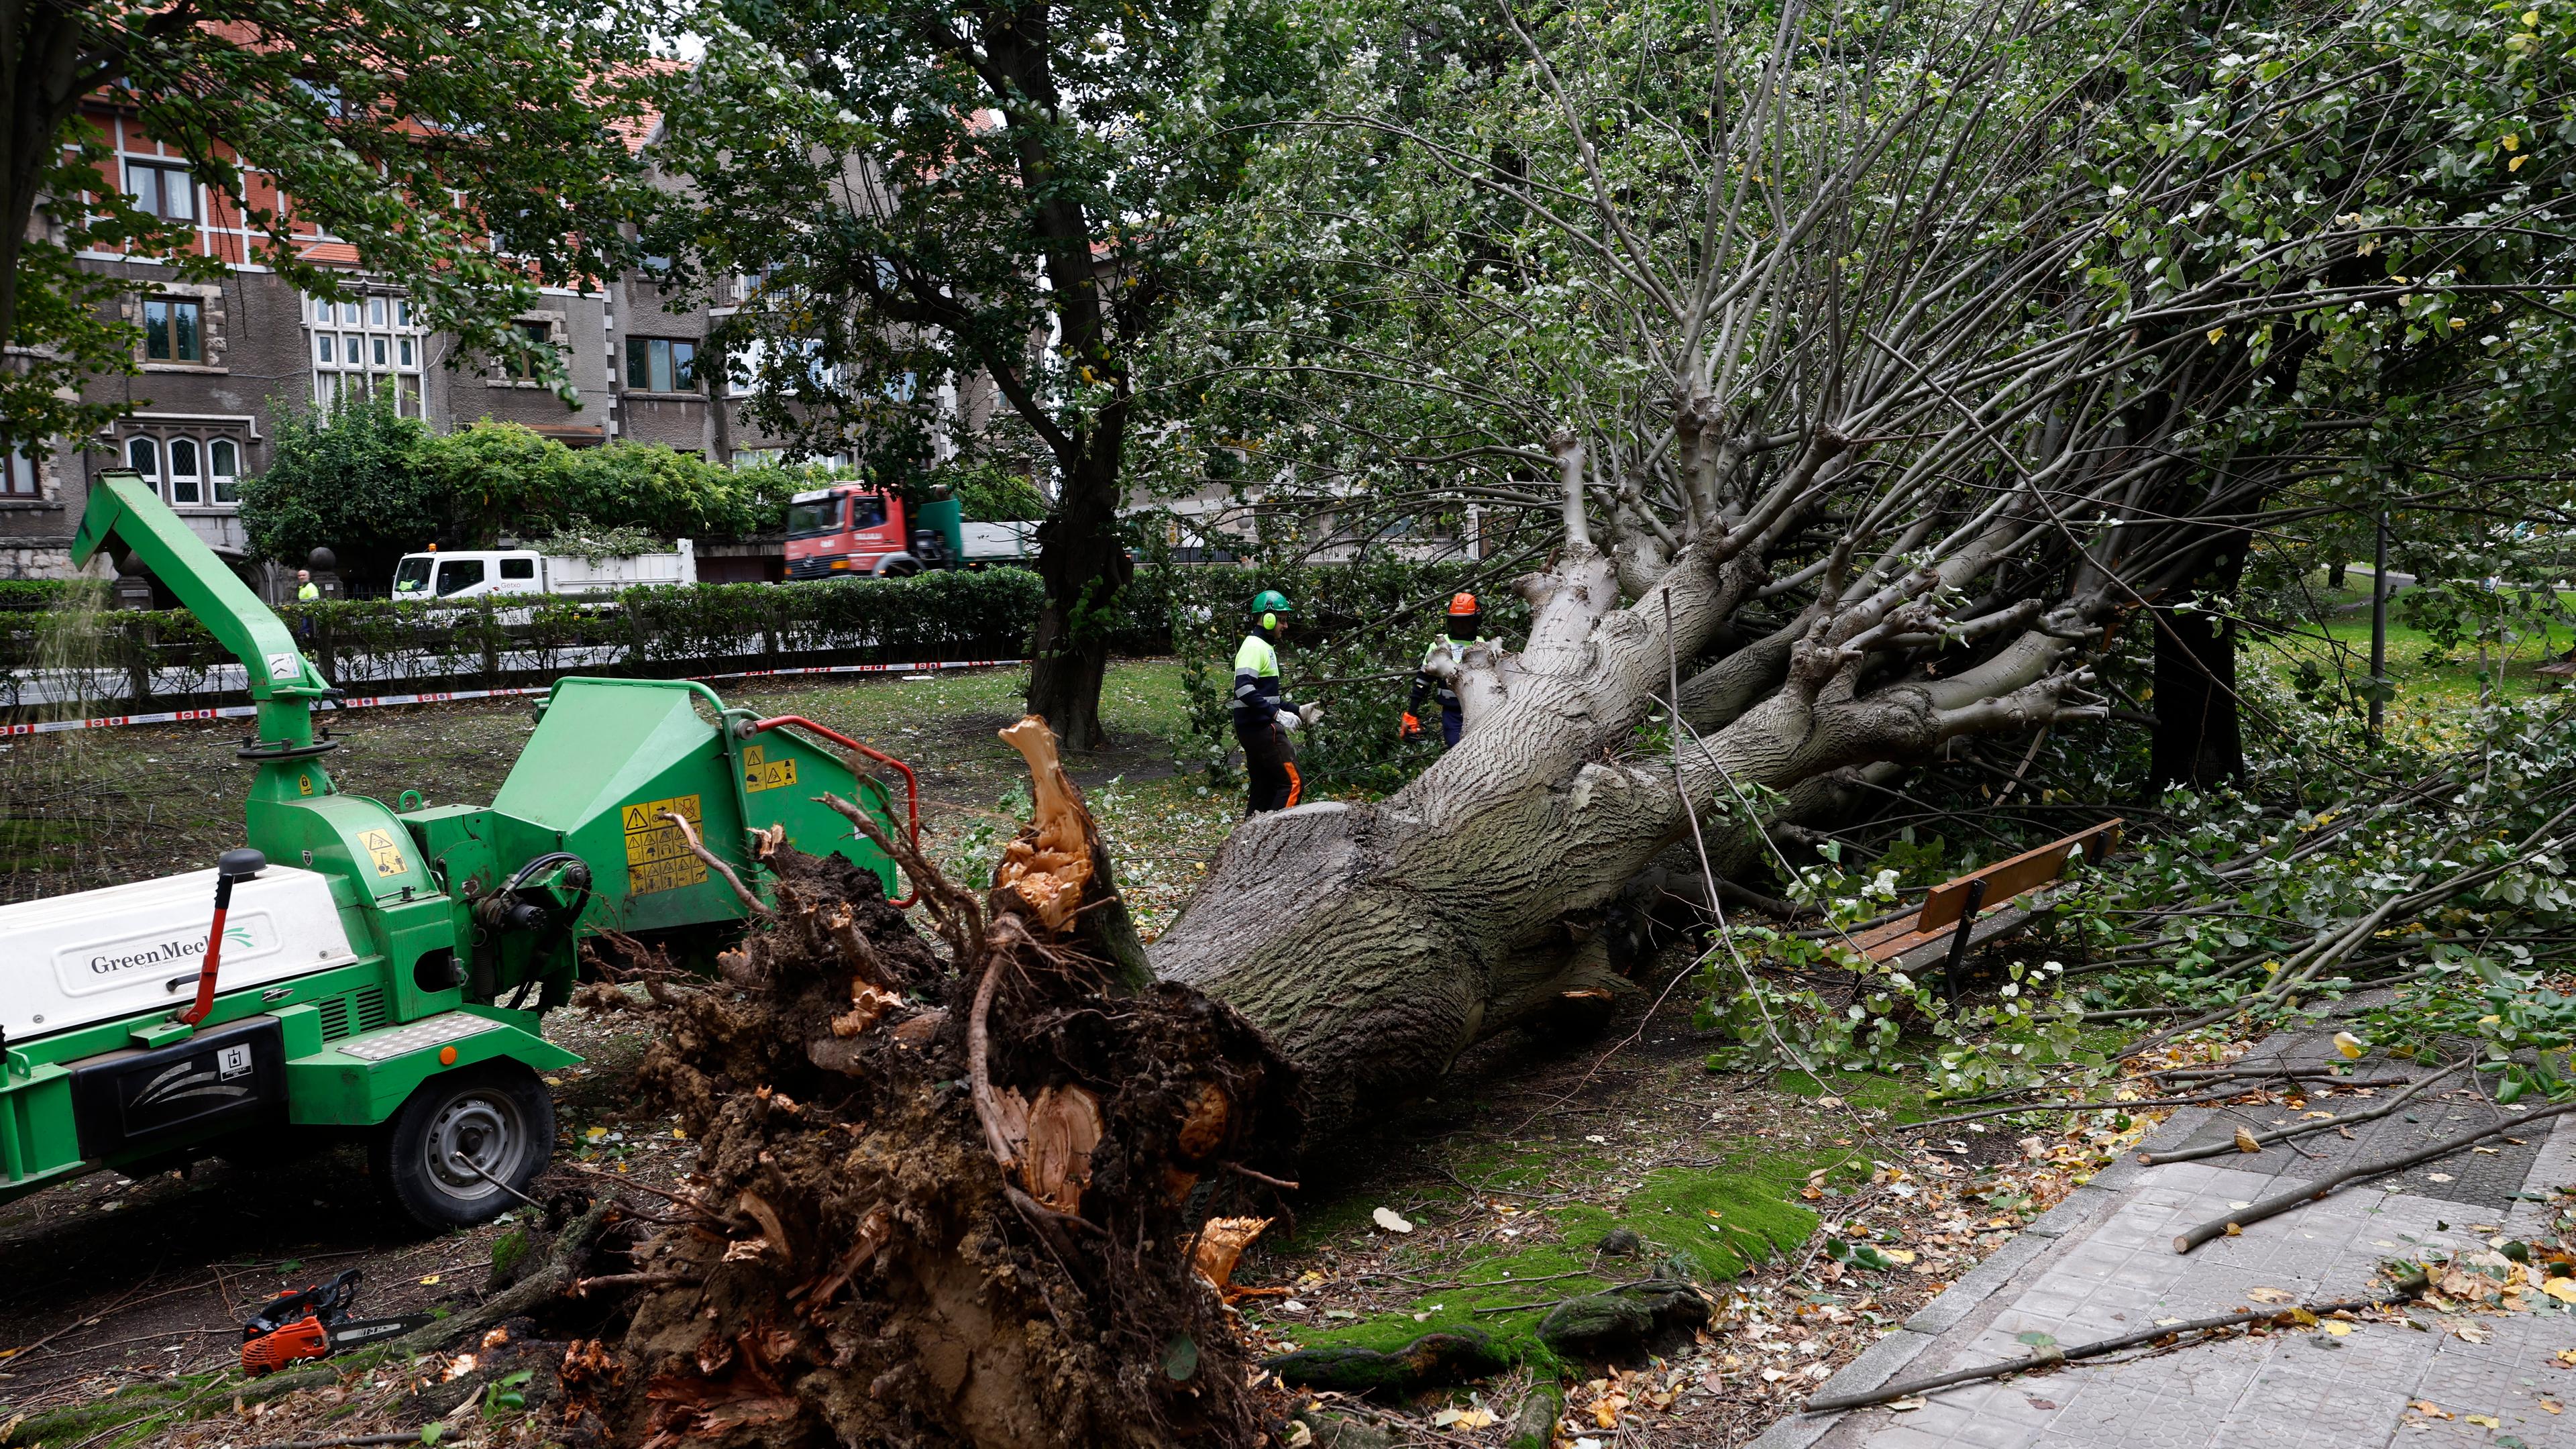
[1148,0,2576,1126]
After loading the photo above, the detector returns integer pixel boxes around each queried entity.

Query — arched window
[209,439,239,504]
[125,436,158,486]
[168,437,201,504]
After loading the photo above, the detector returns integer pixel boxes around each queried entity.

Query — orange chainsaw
[239,1269,435,1375]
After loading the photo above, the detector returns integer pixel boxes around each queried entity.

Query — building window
[625,337,698,393]
[209,438,238,503]
[308,291,423,414]
[503,319,555,380]
[124,162,196,222]
[123,431,246,508]
[144,298,202,362]
[126,436,158,488]
[1,442,40,497]
[168,437,201,504]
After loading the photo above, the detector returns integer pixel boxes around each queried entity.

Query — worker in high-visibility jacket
[1401,592,1497,748]
[1233,589,1322,814]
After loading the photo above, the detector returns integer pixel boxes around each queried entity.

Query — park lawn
[2249,573,2573,749]
[0,660,1240,937]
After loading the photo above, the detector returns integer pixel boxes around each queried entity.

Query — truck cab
[392,550,543,598]
[786,486,932,579]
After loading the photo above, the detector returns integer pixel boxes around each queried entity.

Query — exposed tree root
[558,716,1300,1449]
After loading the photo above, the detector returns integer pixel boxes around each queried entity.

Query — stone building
[0,103,861,592]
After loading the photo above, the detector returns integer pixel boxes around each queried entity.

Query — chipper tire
[371,1061,554,1231]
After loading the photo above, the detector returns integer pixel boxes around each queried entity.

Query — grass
[2253,570,2573,747]
[0,660,1240,934]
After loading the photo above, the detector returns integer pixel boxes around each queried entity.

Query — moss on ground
[1271,1161,1821,1369]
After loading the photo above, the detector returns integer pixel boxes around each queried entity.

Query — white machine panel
[0,865,361,1042]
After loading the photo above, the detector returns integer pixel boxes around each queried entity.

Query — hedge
[0,559,1532,779]
[0,569,1061,714]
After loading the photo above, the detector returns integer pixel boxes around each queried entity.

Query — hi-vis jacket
[1232,633,1301,732]
[1411,631,1497,714]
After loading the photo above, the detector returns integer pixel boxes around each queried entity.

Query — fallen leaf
[1432,1407,1498,1428]
[2025,1397,2059,1410]
[2411,1399,2453,1419]
[1371,1208,1413,1234]
[1888,1395,1928,1411]
[2428,1173,2455,1183]
[2546,1279,2576,1303]
[2334,1030,2369,1059]
[2234,1128,2263,1154]
[2323,1321,2352,1336]
[2247,1287,2298,1304]
[1883,1248,1917,1265]
[2467,1414,2502,1428]
[2556,1348,2576,1368]
[2542,1399,2563,1414]
[419,1274,441,1285]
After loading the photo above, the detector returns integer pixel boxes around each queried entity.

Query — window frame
[624,336,699,394]
[502,319,557,380]
[123,160,197,223]
[143,297,204,363]
[166,436,202,504]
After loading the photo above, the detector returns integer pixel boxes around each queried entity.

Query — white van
[391,541,698,598]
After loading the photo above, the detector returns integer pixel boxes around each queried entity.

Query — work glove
[1399,712,1422,740]
[1298,702,1325,728]
[1274,709,1301,733]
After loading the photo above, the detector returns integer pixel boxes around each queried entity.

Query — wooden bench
[1842,817,2124,1003]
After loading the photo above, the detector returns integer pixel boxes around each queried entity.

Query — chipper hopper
[0,472,913,1228]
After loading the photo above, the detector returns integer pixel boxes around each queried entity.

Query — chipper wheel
[370,1061,555,1230]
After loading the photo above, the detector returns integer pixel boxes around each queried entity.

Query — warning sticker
[621,794,708,896]
[741,744,798,794]
[358,827,410,877]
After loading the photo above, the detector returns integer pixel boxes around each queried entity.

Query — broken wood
[1901,1084,2257,1132]
[2172,1097,2576,1252]
[1799,1280,2424,1415]
[662,808,768,918]
[2138,1058,2471,1166]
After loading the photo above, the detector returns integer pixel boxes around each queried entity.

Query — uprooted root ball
[570,844,1300,1448]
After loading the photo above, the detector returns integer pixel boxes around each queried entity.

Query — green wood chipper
[0,472,914,1228]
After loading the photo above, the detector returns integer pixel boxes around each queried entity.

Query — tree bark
[2148,604,2242,792]
[1026,451,1132,750]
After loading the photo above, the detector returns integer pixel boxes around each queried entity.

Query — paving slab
[1763,1037,2576,1449]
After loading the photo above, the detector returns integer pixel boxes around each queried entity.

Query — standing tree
[0,0,656,445]
[639,0,1305,747]
[1136,0,2576,1128]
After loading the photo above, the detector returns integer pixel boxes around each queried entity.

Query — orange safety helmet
[1447,592,1479,617]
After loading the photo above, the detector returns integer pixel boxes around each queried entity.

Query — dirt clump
[565,721,1299,1449]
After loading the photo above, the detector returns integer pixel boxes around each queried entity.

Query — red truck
[783,485,1036,580]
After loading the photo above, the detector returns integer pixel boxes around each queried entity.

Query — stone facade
[2,106,844,592]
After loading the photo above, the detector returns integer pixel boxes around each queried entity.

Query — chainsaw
[240,1269,437,1375]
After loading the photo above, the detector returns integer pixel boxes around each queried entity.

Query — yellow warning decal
[358,827,409,877]
[621,794,708,895]
[741,744,799,793]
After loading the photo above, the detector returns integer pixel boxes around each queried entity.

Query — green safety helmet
[1250,588,1291,634]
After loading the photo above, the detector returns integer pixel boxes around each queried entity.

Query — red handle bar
[749,716,923,908]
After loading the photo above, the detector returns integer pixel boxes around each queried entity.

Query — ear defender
[1263,611,1279,631]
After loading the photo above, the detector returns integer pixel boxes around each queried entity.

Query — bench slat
[1916,818,2123,932]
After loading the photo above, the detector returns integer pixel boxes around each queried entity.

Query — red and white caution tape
[0,657,1024,737]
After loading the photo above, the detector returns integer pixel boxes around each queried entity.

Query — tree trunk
[1150,500,2099,1132]
[2147,603,2241,792]
[1026,451,1132,751]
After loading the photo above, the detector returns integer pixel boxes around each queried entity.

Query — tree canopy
[634,0,1310,743]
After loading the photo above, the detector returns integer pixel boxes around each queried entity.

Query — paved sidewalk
[1761,1038,2576,1449]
